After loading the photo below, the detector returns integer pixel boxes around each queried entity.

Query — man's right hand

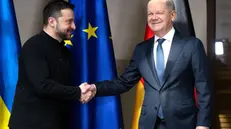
[79,83,96,103]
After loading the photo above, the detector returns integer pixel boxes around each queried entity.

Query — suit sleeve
[95,45,141,96]
[191,39,212,127]
[22,43,81,100]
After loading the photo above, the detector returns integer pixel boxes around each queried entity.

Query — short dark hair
[43,0,75,25]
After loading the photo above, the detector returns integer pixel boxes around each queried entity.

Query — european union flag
[68,0,123,129]
[0,0,21,128]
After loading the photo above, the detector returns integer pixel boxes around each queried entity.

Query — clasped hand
[79,82,96,103]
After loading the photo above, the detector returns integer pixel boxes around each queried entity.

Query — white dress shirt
[154,27,175,68]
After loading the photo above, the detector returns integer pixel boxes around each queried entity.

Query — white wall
[13,0,207,129]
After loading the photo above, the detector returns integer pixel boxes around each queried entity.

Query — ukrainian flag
[66,0,123,129]
[0,1,21,129]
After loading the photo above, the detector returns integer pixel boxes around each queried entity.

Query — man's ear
[171,10,177,22]
[48,17,56,28]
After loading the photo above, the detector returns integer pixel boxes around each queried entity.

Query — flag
[0,1,21,129]
[131,0,196,128]
[144,24,154,40]
[173,0,195,37]
[67,0,123,129]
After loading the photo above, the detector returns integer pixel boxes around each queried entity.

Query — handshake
[79,82,97,103]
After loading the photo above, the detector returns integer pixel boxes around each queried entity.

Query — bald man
[83,0,211,129]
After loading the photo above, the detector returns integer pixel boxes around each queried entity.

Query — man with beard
[8,1,94,129]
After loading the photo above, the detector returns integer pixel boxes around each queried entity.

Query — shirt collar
[40,30,65,46]
[154,27,175,43]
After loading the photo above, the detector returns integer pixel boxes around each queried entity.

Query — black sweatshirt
[9,30,81,129]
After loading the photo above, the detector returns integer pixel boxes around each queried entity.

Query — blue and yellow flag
[0,1,21,129]
[67,0,123,129]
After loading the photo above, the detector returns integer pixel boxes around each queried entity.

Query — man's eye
[156,12,164,14]
[67,20,72,24]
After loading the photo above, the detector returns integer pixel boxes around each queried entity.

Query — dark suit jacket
[95,30,211,129]
[9,31,81,129]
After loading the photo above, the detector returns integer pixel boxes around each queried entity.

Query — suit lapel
[161,31,184,87]
[145,37,161,90]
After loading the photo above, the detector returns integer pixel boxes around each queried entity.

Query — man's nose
[72,22,76,30]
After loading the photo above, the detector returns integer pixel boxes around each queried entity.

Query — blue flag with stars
[68,0,123,129]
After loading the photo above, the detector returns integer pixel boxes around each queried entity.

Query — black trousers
[154,117,167,129]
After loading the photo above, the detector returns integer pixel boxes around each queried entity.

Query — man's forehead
[147,0,168,9]
[148,0,167,7]
[60,9,74,16]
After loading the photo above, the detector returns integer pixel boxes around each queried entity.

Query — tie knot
[157,38,165,45]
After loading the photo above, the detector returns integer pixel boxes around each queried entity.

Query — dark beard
[55,23,71,40]
[57,31,69,40]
